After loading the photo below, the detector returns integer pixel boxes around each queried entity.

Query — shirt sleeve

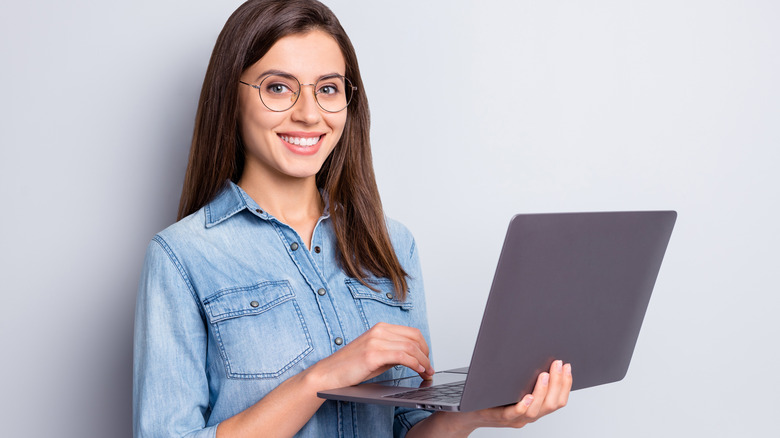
[133,237,218,438]
[393,236,434,437]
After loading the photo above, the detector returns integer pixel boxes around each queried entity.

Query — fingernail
[564,363,572,376]
[555,360,563,372]
[418,365,426,373]
[541,373,549,385]
[524,395,534,406]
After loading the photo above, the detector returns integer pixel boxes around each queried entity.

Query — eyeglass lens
[258,74,353,112]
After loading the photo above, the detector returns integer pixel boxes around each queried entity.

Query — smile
[280,134,322,147]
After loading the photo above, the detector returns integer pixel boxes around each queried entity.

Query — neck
[237,171,323,249]
[240,176,322,221]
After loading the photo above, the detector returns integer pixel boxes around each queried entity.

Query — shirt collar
[204,181,330,228]
[204,181,259,228]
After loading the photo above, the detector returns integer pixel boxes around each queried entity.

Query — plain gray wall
[1,1,777,436]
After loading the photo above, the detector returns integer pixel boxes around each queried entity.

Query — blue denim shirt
[133,182,433,437]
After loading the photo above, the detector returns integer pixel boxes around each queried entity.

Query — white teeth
[282,135,320,147]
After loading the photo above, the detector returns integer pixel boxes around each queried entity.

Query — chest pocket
[346,278,414,331]
[203,280,313,379]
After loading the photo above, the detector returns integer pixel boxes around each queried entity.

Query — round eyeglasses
[239,73,357,113]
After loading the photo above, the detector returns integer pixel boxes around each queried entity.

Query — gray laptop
[318,211,677,412]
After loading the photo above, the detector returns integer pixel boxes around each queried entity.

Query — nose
[290,84,321,125]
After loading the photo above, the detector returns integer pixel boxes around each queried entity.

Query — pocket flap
[203,280,294,323]
[345,278,413,310]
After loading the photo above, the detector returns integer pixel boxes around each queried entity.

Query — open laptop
[319,211,677,412]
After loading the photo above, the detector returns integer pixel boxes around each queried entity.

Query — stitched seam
[351,402,358,438]
[337,400,343,438]
[205,183,250,228]
[271,221,344,347]
[271,222,318,287]
[312,285,335,347]
[151,236,205,319]
[206,296,292,321]
[206,279,291,301]
[203,280,294,321]
[346,280,414,310]
[211,315,233,376]
[291,223,342,341]
[397,412,412,433]
[353,295,370,331]
[205,205,246,228]
[222,299,313,379]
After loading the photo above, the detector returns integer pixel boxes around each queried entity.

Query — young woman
[133,1,572,437]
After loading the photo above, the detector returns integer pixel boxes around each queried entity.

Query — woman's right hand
[307,322,434,390]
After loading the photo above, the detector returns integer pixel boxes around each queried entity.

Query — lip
[280,131,324,138]
[278,132,325,156]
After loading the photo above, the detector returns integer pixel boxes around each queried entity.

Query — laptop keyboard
[383,381,465,404]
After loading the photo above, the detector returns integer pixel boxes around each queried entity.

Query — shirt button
[317,288,327,296]
[314,246,321,253]
[250,301,259,308]
[334,337,344,346]
[255,208,263,214]
[290,242,299,251]
[386,293,394,300]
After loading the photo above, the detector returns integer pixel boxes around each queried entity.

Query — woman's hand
[307,322,434,391]
[218,322,432,438]
[407,360,572,438]
[468,360,572,429]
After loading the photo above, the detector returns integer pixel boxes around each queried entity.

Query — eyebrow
[254,69,345,82]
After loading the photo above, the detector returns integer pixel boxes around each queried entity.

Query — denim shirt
[133,182,433,438]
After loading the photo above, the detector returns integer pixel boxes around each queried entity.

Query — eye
[266,83,292,95]
[317,83,340,96]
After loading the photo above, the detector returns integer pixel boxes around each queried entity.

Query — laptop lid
[459,210,676,411]
[319,211,676,412]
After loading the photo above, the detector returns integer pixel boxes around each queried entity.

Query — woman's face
[238,30,347,185]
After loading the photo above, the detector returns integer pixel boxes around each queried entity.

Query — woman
[133,1,572,437]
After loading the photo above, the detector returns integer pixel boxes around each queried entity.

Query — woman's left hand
[467,360,572,430]
[407,360,572,437]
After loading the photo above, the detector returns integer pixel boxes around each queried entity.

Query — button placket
[277,221,346,354]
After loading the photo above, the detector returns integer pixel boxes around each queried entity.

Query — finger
[557,363,573,407]
[371,322,431,358]
[488,393,532,425]
[524,371,550,420]
[385,338,433,377]
[367,323,433,374]
[507,394,534,421]
[363,338,432,378]
[542,360,565,412]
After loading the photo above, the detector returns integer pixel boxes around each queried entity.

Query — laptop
[318,210,677,412]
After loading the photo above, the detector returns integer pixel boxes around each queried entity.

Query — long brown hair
[178,0,408,298]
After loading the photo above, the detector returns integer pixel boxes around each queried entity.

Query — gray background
[1,0,777,436]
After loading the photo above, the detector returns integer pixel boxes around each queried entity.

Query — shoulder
[384,216,417,261]
[385,216,414,242]
[160,207,207,237]
[152,181,248,248]
[139,209,209,277]
[152,208,208,248]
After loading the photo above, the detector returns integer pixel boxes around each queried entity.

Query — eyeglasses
[239,73,357,113]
